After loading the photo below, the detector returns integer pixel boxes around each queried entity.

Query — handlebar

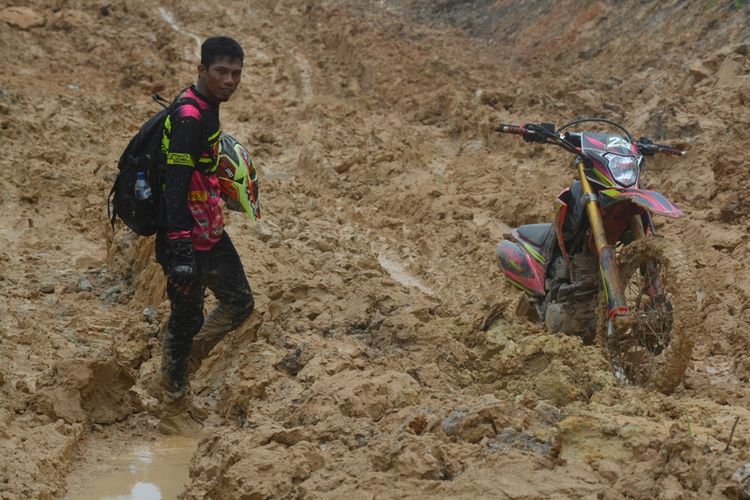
[496,122,578,153]
[496,123,557,145]
[635,138,686,157]
[495,124,529,135]
[496,122,686,157]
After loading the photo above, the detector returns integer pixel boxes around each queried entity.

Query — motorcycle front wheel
[597,237,697,394]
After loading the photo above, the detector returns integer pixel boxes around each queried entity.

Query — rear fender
[599,188,684,218]
[496,240,546,296]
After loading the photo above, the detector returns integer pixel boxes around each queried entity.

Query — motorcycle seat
[516,223,553,248]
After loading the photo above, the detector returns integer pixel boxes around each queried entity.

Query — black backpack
[108,92,200,236]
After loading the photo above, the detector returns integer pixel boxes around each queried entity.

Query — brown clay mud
[1,0,749,499]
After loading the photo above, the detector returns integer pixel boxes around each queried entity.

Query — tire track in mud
[377,252,436,295]
[293,53,314,101]
[158,7,201,61]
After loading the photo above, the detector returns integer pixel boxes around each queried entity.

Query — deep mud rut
[1,0,750,498]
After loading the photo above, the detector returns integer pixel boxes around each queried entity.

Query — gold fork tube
[577,161,627,317]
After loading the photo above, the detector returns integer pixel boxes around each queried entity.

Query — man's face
[198,56,243,103]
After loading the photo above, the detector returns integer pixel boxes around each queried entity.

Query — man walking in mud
[152,36,254,433]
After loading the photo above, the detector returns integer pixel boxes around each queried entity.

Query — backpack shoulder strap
[168,95,210,150]
[169,94,206,120]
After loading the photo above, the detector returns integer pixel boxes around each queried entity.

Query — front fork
[630,211,664,299]
[577,162,628,327]
[578,163,666,339]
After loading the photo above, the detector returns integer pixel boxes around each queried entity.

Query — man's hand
[169,238,196,294]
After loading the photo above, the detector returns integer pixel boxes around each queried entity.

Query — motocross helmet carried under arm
[217,133,261,221]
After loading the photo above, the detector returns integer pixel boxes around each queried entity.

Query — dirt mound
[1,0,749,498]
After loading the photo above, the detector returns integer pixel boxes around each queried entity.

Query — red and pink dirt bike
[495,118,697,394]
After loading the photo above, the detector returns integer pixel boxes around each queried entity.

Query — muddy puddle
[65,436,198,500]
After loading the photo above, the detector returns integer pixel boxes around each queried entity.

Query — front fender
[599,188,684,218]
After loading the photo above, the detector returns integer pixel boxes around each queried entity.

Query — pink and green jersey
[161,86,224,251]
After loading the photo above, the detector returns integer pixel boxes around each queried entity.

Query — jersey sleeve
[166,106,203,168]
[163,107,203,239]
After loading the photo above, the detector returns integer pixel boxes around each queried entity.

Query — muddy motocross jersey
[161,86,224,251]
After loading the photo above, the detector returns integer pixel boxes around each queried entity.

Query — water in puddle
[65,435,198,500]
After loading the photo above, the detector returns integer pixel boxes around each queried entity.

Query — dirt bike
[495,118,696,394]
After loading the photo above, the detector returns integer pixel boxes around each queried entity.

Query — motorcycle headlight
[606,154,639,187]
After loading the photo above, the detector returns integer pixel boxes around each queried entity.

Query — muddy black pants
[157,232,254,391]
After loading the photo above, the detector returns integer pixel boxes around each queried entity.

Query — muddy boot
[146,337,188,403]
[188,302,252,373]
[153,337,208,434]
[158,381,208,435]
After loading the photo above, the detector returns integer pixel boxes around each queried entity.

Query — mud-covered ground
[1,0,749,498]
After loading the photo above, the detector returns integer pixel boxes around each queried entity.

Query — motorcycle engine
[543,253,599,343]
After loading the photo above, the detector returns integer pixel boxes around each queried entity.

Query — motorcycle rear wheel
[597,237,696,394]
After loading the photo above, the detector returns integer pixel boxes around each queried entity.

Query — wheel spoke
[607,253,675,386]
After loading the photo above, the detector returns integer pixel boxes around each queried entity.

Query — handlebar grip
[495,124,528,135]
[637,139,686,157]
[655,145,686,156]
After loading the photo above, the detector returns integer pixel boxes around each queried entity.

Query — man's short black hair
[201,36,244,68]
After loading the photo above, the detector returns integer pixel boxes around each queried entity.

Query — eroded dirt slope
[1,0,749,498]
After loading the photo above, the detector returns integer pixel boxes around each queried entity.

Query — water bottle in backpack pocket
[133,170,155,227]
[134,171,153,200]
